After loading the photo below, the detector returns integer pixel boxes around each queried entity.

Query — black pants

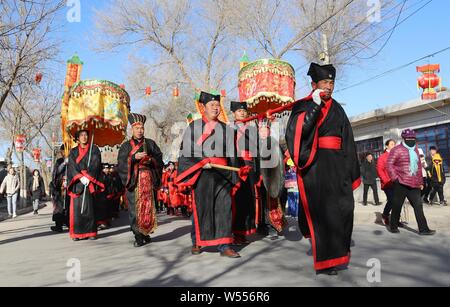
[363,183,379,205]
[422,177,432,200]
[390,181,430,232]
[382,186,395,216]
[429,183,445,203]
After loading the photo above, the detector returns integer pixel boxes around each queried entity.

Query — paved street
[0,201,449,287]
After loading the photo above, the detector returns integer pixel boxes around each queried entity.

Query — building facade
[350,91,450,171]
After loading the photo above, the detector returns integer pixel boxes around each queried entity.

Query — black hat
[128,113,147,126]
[199,91,221,105]
[307,63,336,83]
[230,101,248,112]
[75,129,89,141]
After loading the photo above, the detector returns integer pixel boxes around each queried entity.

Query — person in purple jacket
[386,129,436,235]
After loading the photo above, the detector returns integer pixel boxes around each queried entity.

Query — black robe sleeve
[117,142,131,188]
[285,100,324,170]
[342,116,361,189]
[176,122,208,186]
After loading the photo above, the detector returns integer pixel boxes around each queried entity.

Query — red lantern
[32,148,41,162]
[35,72,43,84]
[417,64,441,100]
[15,134,26,152]
[221,89,226,97]
[173,87,179,97]
[145,86,152,96]
[120,84,125,89]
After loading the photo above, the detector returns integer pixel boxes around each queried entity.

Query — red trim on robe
[76,145,89,164]
[293,98,351,271]
[196,118,219,146]
[191,190,234,247]
[318,136,342,150]
[69,197,97,239]
[175,157,227,187]
[352,177,362,191]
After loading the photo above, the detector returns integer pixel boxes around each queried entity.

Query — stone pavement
[0,201,449,287]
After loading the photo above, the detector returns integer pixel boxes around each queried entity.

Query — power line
[294,0,425,72]
[344,0,434,61]
[286,0,358,59]
[356,0,407,60]
[335,46,450,93]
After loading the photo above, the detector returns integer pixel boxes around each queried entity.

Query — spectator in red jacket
[377,139,396,225]
[386,129,435,235]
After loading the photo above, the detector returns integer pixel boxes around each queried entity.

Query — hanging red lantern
[15,134,26,153]
[32,148,42,162]
[35,72,43,84]
[221,89,226,97]
[417,64,441,100]
[145,86,152,96]
[173,87,180,97]
[119,84,125,89]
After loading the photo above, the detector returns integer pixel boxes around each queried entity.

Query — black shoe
[33,210,38,215]
[317,267,338,276]
[423,198,430,204]
[97,224,108,230]
[143,236,152,244]
[51,226,63,233]
[89,236,97,240]
[191,246,202,255]
[419,229,436,236]
[389,227,400,233]
[134,241,145,247]
[134,235,145,247]
[72,238,80,242]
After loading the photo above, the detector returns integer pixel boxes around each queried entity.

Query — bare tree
[0,0,65,111]
[95,0,241,157]
[226,0,396,65]
[0,77,62,201]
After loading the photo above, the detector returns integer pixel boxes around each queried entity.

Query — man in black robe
[50,144,69,233]
[118,113,163,247]
[229,101,260,244]
[109,164,124,219]
[67,130,104,241]
[95,163,112,230]
[176,91,250,258]
[285,63,361,275]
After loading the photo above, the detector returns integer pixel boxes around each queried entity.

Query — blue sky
[57,0,449,116]
[2,0,449,161]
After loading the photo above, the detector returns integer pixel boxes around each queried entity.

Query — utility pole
[320,33,330,65]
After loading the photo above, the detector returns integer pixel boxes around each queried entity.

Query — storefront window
[416,123,450,173]
[356,137,384,162]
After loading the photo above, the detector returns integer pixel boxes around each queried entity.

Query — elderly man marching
[118,113,163,247]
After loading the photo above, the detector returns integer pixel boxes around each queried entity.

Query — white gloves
[312,89,325,105]
[202,163,212,169]
[80,176,90,186]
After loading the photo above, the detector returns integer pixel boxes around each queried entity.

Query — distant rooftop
[350,91,450,127]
